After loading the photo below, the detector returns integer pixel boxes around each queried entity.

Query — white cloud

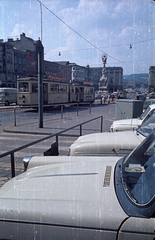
[11,23,24,38]
[119,26,133,38]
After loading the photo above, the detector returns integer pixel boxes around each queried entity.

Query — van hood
[0,156,127,231]
[111,118,142,131]
[70,131,145,156]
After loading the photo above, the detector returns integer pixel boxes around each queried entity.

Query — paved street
[0,102,116,188]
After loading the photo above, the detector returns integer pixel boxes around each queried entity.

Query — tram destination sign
[47,74,67,82]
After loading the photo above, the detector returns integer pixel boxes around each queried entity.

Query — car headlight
[110,125,113,132]
[23,156,32,171]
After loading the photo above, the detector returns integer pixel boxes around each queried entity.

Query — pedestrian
[107,94,110,104]
[112,94,114,102]
[103,94,106,104]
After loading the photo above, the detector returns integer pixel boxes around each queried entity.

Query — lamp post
[38,40,44,128]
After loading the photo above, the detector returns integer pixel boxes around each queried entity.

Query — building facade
[71,64,86,83]
[0,41,15,87]
[86,66,102,90]
[55,61,72,82]
[14,48,26,78]
[8,33,42,78]
[106,66,123,92]
[0,33,43,87]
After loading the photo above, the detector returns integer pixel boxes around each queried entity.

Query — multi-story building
[55,61,72,82]
[86,66,102,90]
[14,48,26,78]
[0,40,15,87]
[149,66,155,92]
[44,61,68,82]
[26,50,36,77]
[44,61,59,77]
[71,64,86,83]
[0,40,5,86]
[8,33,43,77]
[106,66,123,92]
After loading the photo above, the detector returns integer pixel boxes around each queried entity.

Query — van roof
[0,88,17,90]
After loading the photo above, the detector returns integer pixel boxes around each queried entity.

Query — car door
[118,217,155,240]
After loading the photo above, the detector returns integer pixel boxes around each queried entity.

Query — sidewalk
[3,113,103,136]
[3,101,115,135]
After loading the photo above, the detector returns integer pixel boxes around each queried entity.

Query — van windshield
[139,106,151,120]
[122,131,155,205]
[0,92,5,97]
[137,113,155,137]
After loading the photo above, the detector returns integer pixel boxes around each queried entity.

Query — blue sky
[0,0,155,75]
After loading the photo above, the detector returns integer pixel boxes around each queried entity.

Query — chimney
[8,38,13,42]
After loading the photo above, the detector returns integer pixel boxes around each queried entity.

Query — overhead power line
[36,0,123,63]
[59,38,155,53]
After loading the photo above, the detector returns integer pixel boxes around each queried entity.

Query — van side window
[5,92,9,96]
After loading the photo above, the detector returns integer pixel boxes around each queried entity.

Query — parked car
[0,131,155,239]
[143,99,155,110]
[111,91,118,98]
[70,113,155,157]
[147,92,155,99]
[135,93,146,101]
[110,103,155,132]
[95,93,101,99]
[117,90,127,99]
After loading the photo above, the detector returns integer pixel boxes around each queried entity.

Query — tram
[17,77,94,106]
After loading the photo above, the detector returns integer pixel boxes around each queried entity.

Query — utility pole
[38,40,44,128]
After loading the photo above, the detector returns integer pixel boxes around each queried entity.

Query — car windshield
[139,106,151,120]
[143,101,151,109]
[137,113,155,137]
[122,130,155,205]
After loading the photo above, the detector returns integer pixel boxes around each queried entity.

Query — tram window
[63,85,67,93]
[90,88,93,94]
[19,82,29,92]
[50,84,54,93]
[85,87,93,94]
[72,88,75,94]
[55,84,59,93]
[59,85,67,93]
[50,84,59,93]
[59,84,63,93]
[76,88,79,94]
[32,83,38,93]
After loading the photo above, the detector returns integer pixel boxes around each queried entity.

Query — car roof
[149,103,155,109]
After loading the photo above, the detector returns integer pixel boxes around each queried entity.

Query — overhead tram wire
[36,0,123,63]
[59,37,155,53]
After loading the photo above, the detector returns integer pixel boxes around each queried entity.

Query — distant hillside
[123,73,149,84]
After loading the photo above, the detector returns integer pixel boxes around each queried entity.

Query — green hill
[123,73,149,84]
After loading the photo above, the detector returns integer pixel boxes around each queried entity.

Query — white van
[0,88,17,105]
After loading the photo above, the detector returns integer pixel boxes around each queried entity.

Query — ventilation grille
[103,165,112,187]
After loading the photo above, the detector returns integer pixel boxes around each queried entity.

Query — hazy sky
[0,0,155,75]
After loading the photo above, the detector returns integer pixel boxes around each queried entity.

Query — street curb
[3,128,80,138]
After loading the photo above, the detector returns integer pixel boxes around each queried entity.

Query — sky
[0,0,155,75]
